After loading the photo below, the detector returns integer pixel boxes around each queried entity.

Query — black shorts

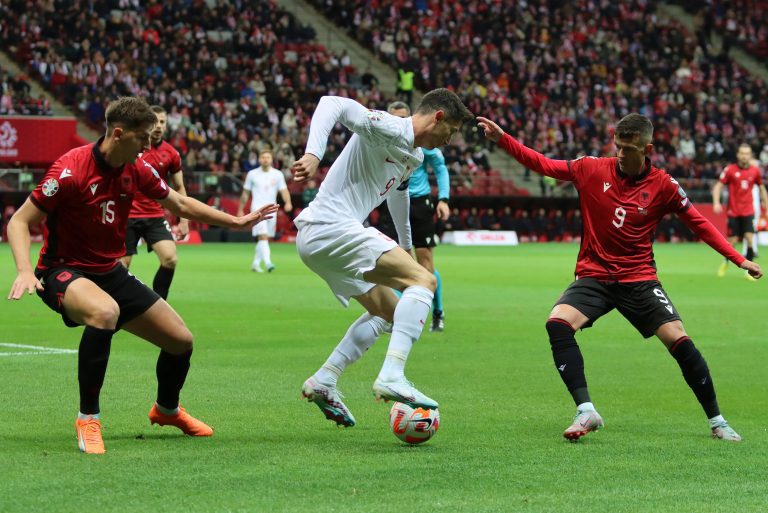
[376,196,437,248]
[409,196,438,248]
[125,217,174,255]
[554,277,682,338]
[35,264,161,328]
[727,215,755,238]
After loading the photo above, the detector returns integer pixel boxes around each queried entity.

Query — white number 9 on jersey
[612,206,626,228]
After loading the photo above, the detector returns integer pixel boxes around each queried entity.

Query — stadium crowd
[0,69,52,115]
[310,0,768,194]
[2,0,767,203]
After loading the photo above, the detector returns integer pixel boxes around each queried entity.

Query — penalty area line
[0,342,77,356]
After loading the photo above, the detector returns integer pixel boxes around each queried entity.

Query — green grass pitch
[1,242,767,512]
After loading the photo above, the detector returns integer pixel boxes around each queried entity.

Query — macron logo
[665,305,673,314]
[90,183,98,195]
[558,364,567,372]
[59,168,72,179]
[603,182,611,192]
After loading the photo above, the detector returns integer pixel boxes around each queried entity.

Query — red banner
[0,116,88,166]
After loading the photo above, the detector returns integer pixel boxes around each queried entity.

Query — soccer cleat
[75,417,105,454]
[301,377,356,427]
[563,409,604,441]
[372,377,439,409]
[744,271,757,281]
[267,264,276,273]
[251,265,264,273]
[717,261,728,277]
[429,312,445,332]
[712,421,742,442]
[149,405,213,436]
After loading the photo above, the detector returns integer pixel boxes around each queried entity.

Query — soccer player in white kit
[292,89,473,427]
[238,149,293,272]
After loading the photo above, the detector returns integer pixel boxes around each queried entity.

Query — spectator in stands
[444,208,464,231]
[465,207,480,230]
[531,208,549,240]
[302,179,319,207]
[499,206,516,231]
[480,208,500,231]
[516,210,533,239]
[549,210,568,241]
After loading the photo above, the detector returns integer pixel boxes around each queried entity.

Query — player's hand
[436,200,450,221]
[284,203,293,213]
[177,219,190,238]
[292,154,320,183]
[741,260,762,279]
[476,116,504,143]
[8,271,43,300]
[235,203,279,228]
[713,204,723,215]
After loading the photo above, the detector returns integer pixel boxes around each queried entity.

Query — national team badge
[42,178,59,197]
[638,191,651,207]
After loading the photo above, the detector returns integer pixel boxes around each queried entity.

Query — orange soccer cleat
[148,405,213,436]
[75,417,106,454]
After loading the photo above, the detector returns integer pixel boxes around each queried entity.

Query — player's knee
[413,267,437,292]
[84,303,120,330]
[160,254,178,269]
[166,327,194,355]
[546,318,576,347]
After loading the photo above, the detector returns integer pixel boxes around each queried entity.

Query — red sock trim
[547,317,575,331]
[669,336,691,353]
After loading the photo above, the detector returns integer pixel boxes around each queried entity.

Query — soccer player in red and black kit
[712,144,768,279]
[478,114,762,442]
[121,105,188,299]
[6,97,277,454]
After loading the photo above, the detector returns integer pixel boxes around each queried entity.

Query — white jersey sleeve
[386,187,412,250]
[305,96,413,160]
[243,170,256,192]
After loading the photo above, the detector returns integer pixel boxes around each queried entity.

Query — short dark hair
[387,101,411,115]
[416,88,474,124]
[150,105,166,115]
[105,97,157,131]
[615,114,654,144]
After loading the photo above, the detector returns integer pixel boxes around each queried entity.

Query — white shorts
[252,216,277,238]
[295,220,397,307]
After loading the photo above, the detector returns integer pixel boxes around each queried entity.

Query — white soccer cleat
[251,265,264,273]
[711,420,742,442]
[563,409,604,441]
[372,377,438,409]
[301,377,356,427]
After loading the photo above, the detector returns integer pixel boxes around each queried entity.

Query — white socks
[577,402,596,413]
[378,285,433,382]
[708,414,726,428]
[315,313,391,387]
[253,240,272,268]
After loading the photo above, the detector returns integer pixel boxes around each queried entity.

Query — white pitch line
[0,342,77,356]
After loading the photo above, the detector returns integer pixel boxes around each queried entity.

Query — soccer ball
[389,402,440,444]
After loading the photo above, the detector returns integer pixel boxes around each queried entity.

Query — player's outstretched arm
[169,171,190,237]
[678,205,762,278]
[7,198,45,300]
[160,189,278,229]
[476,116,572,180]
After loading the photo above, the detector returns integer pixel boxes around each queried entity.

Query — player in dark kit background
[478,113,761,442]
[121,105,188,300]
[7,97,278,454]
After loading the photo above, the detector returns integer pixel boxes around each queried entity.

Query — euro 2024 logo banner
[0,121,19,158]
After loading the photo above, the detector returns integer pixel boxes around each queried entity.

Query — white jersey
[243,167,286,212]
[294,97,423,227]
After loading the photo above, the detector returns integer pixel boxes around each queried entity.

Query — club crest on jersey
[42,178,59,197]
[366,110,382,122]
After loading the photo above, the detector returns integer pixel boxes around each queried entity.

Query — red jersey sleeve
[497,133,572,181]
[679,205,745,266]
[30,156,77,214]
[168,146,183,175]
[135,159,171,201]
[718,167,731,184]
